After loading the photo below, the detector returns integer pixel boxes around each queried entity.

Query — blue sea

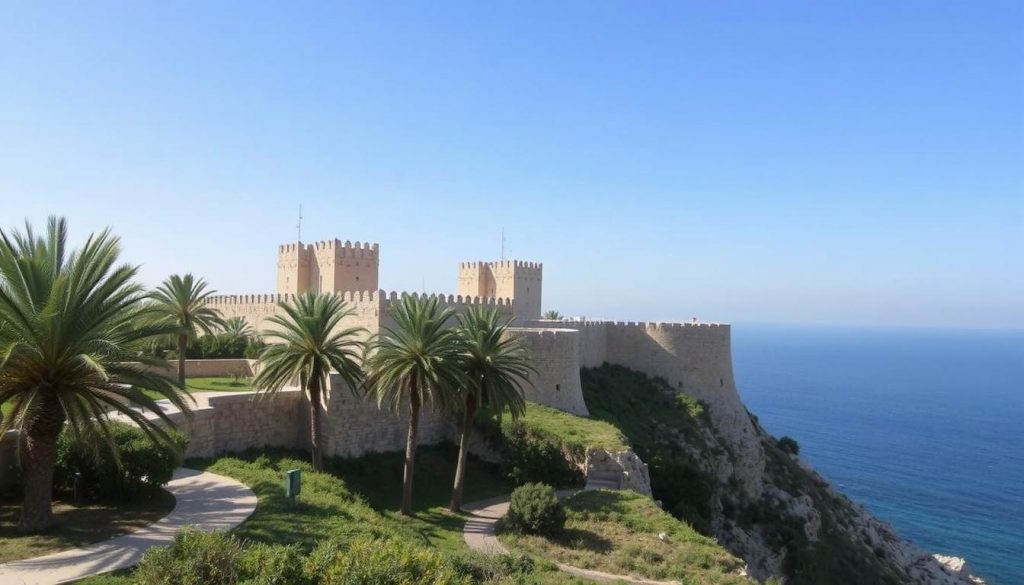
[732,325,1024,585]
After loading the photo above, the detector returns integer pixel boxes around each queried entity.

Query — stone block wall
[321,374,452,458]
[508,327,589,416]
[151,390,305,458]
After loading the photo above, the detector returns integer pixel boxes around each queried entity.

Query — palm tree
[364,295,466,516]
[251,292,366,471]
[449,306,533,512]
[148,274,224,386]
[223,316,255,341]
[0,218,191,531]
[542,310,562,320]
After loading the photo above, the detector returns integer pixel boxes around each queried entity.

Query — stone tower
[457,260,542,321]
[277,239,379,295]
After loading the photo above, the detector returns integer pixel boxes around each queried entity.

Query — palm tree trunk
[177,333,188,388]
[449,394,477,513]
[401,388,420,516]
[309,376,324,472]
[19,402,65,532]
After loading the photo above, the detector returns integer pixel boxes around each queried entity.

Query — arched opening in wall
[720,378,724,387]
[678,381,683,389]
[555,384,560,391]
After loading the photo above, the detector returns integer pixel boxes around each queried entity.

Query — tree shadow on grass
[551,527,614,554]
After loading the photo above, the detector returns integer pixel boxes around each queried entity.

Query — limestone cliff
[580,363,985,585]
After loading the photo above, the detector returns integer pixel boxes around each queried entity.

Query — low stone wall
[142,390,305,458]
[131,359,256,379]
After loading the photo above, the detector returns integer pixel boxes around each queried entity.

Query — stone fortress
[183,237,763,496]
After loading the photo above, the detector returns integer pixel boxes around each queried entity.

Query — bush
[504,482,565,536]
[54,421,187,502]
[319,537,472,585]
[488,420,584,488]
[778,436,800,456]
[135,528,246,585]
[239,542,310,585]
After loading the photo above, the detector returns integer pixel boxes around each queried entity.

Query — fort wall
[140,390,307,459]
[523,318,765,497]
[321,374,452,458]
[507,328,589,416]
[207,290,513,343]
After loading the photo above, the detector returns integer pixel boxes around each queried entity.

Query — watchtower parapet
[277,239,380,295]
[457,259,542,322]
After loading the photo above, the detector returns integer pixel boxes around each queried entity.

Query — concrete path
[0,468,257,585]
[462,492,679,585]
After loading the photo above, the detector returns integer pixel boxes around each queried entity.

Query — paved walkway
[0,468,257,585]
[462,493,679,585]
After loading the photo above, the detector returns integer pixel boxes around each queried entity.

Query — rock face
[584,447,653,496]
[577,362,988,585]
[710,421,989,585]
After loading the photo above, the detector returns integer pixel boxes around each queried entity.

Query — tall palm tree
[223,316,255,341]
[148,274,224,386]
[364,295,466,516]
[0,218,191,531]
[449,306,533,512]
[251,292,365,471]
[542,310,562,320]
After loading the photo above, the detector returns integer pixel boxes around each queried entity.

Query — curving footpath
[0,468,257,585]
[462,493,679,585]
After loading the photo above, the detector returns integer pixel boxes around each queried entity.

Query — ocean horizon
[733,324,1024,584]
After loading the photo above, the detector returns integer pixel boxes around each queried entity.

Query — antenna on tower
[501,227,506,261]
[297,205,303,243]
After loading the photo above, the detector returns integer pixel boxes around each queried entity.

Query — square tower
[277,242,314,295]
[458,260,542,321]
[277,239,380,295]
[312,239,379,293]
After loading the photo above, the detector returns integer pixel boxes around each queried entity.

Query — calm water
[732,325,1024,585]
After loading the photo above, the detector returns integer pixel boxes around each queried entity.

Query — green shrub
[778,436,800,456]
[490,421,584,487]
[135,528,246,585]
[448,551,537,584]
[504,482,565,536]
[239,542,309,585]
[319,537,472,585]
[54,421,187,502]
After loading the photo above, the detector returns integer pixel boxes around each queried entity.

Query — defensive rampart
[507,328,588,416]
[207,290,514,339]
[524,318,765,497]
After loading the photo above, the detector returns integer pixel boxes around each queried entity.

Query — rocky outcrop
[584,447,653,496]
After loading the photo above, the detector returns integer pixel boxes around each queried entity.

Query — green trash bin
[286,469,301,505]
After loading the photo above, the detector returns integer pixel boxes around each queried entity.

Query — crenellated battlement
[457,258,542,320]
[459,260,542,271]
[312,239,379,259]
[207,289,513,311]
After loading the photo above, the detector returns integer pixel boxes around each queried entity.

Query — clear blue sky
[1,2,1021,328]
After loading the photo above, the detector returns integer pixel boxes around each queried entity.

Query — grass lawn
[499,489,751,584]
[330,443,516,552]
[76,445,590,585]
[138,376,254,402]
[185,376,253,393]
[0,490,175,564]
[511,401,630,453]
[187,444,513,552]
